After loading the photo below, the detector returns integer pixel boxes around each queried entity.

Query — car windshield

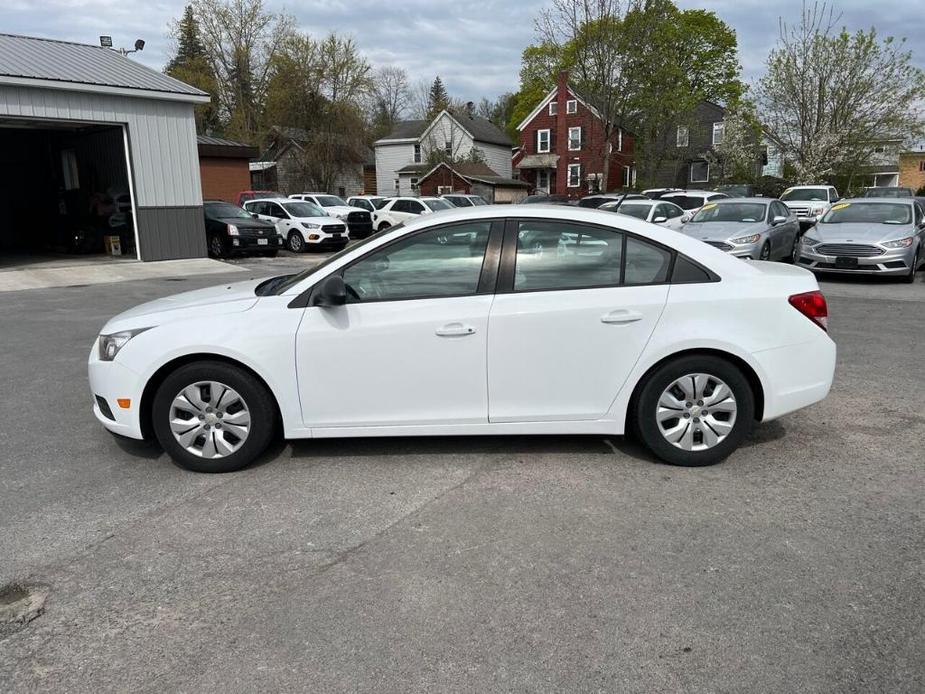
[470,197,487,206]
[315,195,348,207]
[372,198,389,209]
[615,204,651,220]
[691,202,767,223]
[424,198,453,210]
[820,202,911,225]
[781,188,828,202]
[861,188,912,198]
[206,203,251,219]
[284,202,325,218]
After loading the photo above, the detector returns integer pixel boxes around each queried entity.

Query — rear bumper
[88,342,146,439]
[754,334,836,422]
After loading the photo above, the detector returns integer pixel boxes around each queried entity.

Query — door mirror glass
[652,216,668,224]
[251,213,259,219]
[311,275,347,307]
[772,215,787,226]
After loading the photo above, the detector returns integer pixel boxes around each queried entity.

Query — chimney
[558,70,569,91]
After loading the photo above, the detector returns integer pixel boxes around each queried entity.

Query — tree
[755,2,925,185]
[707,102,764,183]
[166,5,220,132]
[368,66,411,137]
[427,76,450,118]
[191,0,294,142]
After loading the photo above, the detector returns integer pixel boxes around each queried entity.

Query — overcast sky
[4,0,924,103]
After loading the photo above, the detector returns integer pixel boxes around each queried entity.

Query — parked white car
[289,193,374,238]
[660,190,730,216]
[346,195,389,213]
[372,196,454,230]
[780,185,841,229]
[89,204,836,473]
[442,193,488,207]
[243,198,348,253]
[600,198,688,230]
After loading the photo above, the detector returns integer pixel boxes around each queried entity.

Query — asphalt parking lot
[1,254,923,693]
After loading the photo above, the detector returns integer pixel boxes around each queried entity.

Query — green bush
[916,185,925,196]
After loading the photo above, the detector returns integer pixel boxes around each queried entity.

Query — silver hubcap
[656,373,738,451]
[169,381,250,458]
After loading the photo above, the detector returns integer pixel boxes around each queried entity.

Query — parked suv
[346,195,389,213]
[203,200,283,258]
[442,193,488,207]
[289,193,374,238]
[780,185,840,229]
[372,196,454,230]
[236,190,282,207]
[243,198,348,252]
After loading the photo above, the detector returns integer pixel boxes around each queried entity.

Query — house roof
[197,135,258,159]
[379,120,430,141]
[516,83,604,131]
[419,161,529,188]
[395,162,432,175]
[379,111,511,147]
[0,33,209,102]
[515,153,560,169]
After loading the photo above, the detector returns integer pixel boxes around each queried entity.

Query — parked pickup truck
[780,185,841,229]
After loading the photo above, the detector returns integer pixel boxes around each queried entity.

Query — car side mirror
[251,213,259,219]
[772,215,787,226]
[311,275,347,307]
[652,216,668,224]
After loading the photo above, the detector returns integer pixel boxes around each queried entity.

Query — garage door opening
[0,119,138,269]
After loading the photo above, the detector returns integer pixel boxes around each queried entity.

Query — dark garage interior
[0,119,136,266]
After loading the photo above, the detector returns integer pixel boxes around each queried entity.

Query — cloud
[2,0,923,101]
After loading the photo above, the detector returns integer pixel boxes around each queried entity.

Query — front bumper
[727,240,761,259]
[798,245,915,275]
[88,340,146,439]
[231,235,284,252]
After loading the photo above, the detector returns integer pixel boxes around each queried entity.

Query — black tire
[759,242,771,261]
[208,234,226,258]
[902,249,919,284]
[378,222,391,232]
[288,232,305,253]
[151,361,276,473]
[788,233,801,264]
[633,355,755,467]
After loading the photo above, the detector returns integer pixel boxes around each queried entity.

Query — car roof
[710,197,770,204]
[785,184,831,189]
[842,197,914,204]
[247,197,313,205]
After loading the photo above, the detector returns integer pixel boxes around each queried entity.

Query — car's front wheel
[151,361,276,473]
[208,234,226,258]
[633,355,755,466]
[288,232,305,253]
[378,222,391,232]
[903,248,919,284]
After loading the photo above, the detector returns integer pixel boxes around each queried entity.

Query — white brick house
[374,110,513,196]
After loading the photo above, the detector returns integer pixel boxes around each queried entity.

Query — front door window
[537,169,550,193]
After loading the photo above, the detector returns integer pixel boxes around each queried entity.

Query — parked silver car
[798,198,924,282]
[680,198,801,261]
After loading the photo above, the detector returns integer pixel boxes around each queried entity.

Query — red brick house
[197,135,258,203]
[416,161,529,203]
[513,71,635,198]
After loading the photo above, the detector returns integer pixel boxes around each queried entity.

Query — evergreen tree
[427,76,449,119]
[166,5,220,133]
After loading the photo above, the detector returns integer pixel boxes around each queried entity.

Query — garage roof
[0,33,210,103]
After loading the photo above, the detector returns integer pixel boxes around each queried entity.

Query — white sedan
[372,196,454,231]
[89,205,836,473]
[600,199,689,230]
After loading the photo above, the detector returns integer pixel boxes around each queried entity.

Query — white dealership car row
[89,202,837,474]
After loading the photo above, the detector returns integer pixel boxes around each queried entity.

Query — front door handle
[436,322,477,337]
[601,310,644,325]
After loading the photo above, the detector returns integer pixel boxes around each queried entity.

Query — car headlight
[730,234,761,245]
[811,206,826,216]
[882,237,914,249]
[98,328,151,361]
[302,222,321,229]
[227,224,239,236]
[802,235,821,246]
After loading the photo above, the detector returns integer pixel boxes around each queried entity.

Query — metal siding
[136,206,207,261]
[375,142,416,196]
[0,83,205,259]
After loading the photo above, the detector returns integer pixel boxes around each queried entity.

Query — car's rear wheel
[151,361,276,473]
[208,234,226,258]
[288,232,305,253]
[633,355,755,466]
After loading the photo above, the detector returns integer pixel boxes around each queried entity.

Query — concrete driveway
[0,261,923,693]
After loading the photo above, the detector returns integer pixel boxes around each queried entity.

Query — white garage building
[0,33,211,262]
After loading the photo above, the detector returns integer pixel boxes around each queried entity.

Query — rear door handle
[601,310,644,325]
[436,322,477,337]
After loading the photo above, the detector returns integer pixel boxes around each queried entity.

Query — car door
[296,219,500,428]
[662,202,686,230]
[487,219,670,422]
[262,202,292,236]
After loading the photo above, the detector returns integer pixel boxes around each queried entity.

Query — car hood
[810,222,914,243]
[681,221,766,241]
[292,215,346,224]
[213,216,276,229]
[101,278,263,333]
[322,206,365,217]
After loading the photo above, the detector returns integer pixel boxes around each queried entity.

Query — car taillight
[788,290,828,331]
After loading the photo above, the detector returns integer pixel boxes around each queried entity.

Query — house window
[676,126,689,148]
[444,140,452,156]
[567,163,582,188]
[437,185,454,194]
[568,126,582,151]
[622,166,631,187]
[410,177,419,189]
[919,160,925,172]
[617,128,623,152]
[537,129,551,153]
[690,161,710,183]
[566,99,577,114]
[712,122,724,146]
[549,101,558,116]
[394,179,400,191]
[413,143,422,163]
